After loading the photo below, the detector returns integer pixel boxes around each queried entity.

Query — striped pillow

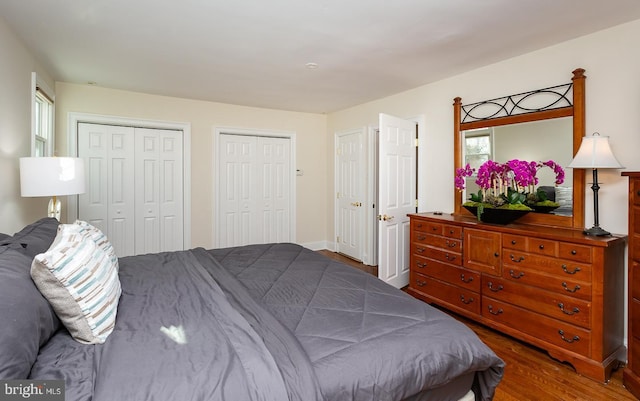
[31,223,121,344]
[74,220,118,266]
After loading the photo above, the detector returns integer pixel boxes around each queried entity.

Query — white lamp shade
[567,134,624,169]
[20,157,86,197]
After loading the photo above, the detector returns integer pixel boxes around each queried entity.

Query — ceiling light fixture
[305,62,319,69]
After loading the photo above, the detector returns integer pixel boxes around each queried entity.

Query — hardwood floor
[317,250,637,401]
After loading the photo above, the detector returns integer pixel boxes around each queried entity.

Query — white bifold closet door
[218,134,291,247]
[78,123,184,257]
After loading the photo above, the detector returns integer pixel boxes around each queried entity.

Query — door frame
[356,114,427,266]
[212,127,297,248]
[67,112,192,250]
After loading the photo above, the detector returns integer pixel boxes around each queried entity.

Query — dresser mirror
[453,68,586,228]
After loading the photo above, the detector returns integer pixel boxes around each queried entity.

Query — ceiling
[3,0,640,114]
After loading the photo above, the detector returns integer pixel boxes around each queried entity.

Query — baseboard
[299,240,335,251]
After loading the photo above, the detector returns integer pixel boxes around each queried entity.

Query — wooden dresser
[622,172,640,397]
[406,212,626,382]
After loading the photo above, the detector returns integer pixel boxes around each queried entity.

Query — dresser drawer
[558,242,592,263]
[412,255,480,292]
[443,225,463,239]
[527,237,559,257]
[634,186,640,206]
[632,298,640,341]
[410,271,480,315]
[481,276,591,328]
[482,297,591,356]
[503,265,591,301]
[503,234,526,251]
[413,233,461,252]
[503,234,558,257]
[502,250,592,280]
[419,246,462,266]
[634,261,640,300]
[413,220,443,235]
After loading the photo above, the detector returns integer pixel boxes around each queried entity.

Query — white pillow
[554,186,573,215]
[31,222,121,344]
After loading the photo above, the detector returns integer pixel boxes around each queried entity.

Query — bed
[0,218,504,401]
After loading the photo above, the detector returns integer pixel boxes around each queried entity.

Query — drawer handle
[445,253,456,261]
[558,330,580,343]
[509,254,525,263]
[571,250,577,255]
[460,274,473,283]
[416,223,423,228]
[487,305,503,315]
[460,295,474,305]
[509,270,524,279]
[487,282,503,292]
[416,247,426,253]
[415,279,427,287]
[432,227,438,231]
[445,240,457,248]
[562,282,581,293]
[417,234,426,241]
[558,303,580,315]
[494,252,500,258]
[416,261,427,269]
[561,264,581,275]
[449,229,455,234]
[511,240,517,245]
[539,244,545,250]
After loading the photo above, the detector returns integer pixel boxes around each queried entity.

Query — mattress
[27,243,503,400]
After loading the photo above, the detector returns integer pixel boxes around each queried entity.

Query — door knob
[378,214,394,221]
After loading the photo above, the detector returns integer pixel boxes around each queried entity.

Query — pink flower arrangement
[455,159,565,208]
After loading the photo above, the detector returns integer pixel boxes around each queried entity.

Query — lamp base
[47,197,61,221]
[583,225,611,236]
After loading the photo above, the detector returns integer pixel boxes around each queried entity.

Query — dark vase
[530,204,560,214]
[463,205,530,225]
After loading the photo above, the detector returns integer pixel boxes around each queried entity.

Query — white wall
[0,16,56,233]
[327,19,640,240]
[55,83,328,249]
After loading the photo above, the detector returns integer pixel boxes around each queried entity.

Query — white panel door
[218,134,256,247]
[217,134,291,247]
[336,130,364,261]
[135,128,183,255]
[257,137,291,243]
[79,124,183,257]
[157,131,184,252]
[378,113,416,288]
[78,123,135,257]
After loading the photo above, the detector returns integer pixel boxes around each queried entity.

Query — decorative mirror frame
[453,68,585,229]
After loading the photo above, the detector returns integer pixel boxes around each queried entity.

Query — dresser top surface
[409,212,626,247]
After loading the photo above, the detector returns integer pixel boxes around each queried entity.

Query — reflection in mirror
[453,68,586,229]
[461,117,574,216]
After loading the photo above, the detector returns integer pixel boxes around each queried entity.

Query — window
[464,128,492,171]
[31,72,55,156]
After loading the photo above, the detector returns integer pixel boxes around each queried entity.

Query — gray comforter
[30,243,504,401]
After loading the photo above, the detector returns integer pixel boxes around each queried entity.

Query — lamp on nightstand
[567,132,624,236]
[20,157,86,221]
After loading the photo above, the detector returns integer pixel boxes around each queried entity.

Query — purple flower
[539,160,565,185]
[455,164,475,190]
[505,159,537,188]
[476,160,504,190]
[454,158,565,205]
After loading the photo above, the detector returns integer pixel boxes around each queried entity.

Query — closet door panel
[135,129,161,255]
[78,123,135,257]
[159,131,183,252]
